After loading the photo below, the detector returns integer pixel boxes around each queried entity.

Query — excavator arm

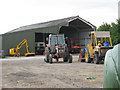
[16,39,29,53]
[9,39,35,56]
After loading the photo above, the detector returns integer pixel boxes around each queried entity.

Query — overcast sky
[0,0,119,34]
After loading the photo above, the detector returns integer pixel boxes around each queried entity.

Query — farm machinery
[79,31,113,64]
[68,39,82,53]
[9,39,35,56]
[44,34,72,64]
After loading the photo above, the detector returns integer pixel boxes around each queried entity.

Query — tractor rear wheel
[68,54,72,63]
[44,55,49,63]
[56,58,59,62]
[49,54,52,64]
[45,47,50,63]
[85,48,91,63]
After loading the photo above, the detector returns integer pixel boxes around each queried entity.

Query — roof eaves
[78,17,96,30]
[68,16,79,23]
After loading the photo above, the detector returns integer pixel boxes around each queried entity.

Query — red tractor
[44,34,72,64]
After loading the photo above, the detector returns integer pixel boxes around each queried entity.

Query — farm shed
[2,16,96,56]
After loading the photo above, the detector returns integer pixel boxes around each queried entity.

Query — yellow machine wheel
[85,52,88,62]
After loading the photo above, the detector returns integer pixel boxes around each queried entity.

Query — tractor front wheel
[63,57,68,62]
[56,58,59,62]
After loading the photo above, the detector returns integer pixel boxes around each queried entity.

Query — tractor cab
[48,34,65,53]
[49,34,65,46]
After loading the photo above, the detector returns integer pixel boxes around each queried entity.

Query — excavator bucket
[25,52,35,56]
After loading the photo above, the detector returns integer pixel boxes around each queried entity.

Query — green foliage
[110,22,118,45]
[117,20,120,43]
[97,19,120,45]
[97,23,111,31]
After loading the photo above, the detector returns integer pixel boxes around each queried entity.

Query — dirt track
[1,55,104,88]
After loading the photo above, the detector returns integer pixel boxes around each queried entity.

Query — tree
[116,19,120,43]
[97,23,111,44]
[110,22,118,45]
[97,23,111,31]
[97,19,120,45]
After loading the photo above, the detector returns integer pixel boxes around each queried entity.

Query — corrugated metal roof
[6,16,96,33]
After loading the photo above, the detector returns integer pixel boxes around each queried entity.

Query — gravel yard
[1,55,104,88]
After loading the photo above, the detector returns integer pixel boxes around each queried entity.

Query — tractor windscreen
[50,36,57,45]
[50,35,65,45]
[58,36,65,45]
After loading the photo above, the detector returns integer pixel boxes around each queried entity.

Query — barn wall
[0,35,2,50]
[3,30,34,56]
[3,25,59,56]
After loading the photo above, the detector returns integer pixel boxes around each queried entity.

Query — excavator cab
[9,48,16,56]
[85,31,113,64]
[90,31,112,47]
[9,39,35,57]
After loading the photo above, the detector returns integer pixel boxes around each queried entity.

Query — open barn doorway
[59,26,81,53]
[35,32,51,55]
[59,18,94,53]
[35,33,45,55]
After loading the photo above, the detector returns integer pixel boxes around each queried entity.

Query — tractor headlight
[58,49,64,52]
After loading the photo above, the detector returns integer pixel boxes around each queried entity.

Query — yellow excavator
[9,39,35,56]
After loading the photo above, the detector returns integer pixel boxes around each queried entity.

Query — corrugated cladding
[3,25,59,55]
[0,35,2,50]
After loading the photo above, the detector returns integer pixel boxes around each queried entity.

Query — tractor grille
[58,48,64,52]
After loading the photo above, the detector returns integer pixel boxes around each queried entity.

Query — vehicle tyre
[44,58,47,62]
[56,58,59,62]
[85,48,91,63]
[68,54,72,63]
[94,53,101,64]
[44,54,49,63]
[81,48,85,58]
[49,54,52,64]
[63,57,68,62]
[45,47,49,63]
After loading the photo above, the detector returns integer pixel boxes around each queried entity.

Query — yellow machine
[9,39,35,56]
[85,31,113,64]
